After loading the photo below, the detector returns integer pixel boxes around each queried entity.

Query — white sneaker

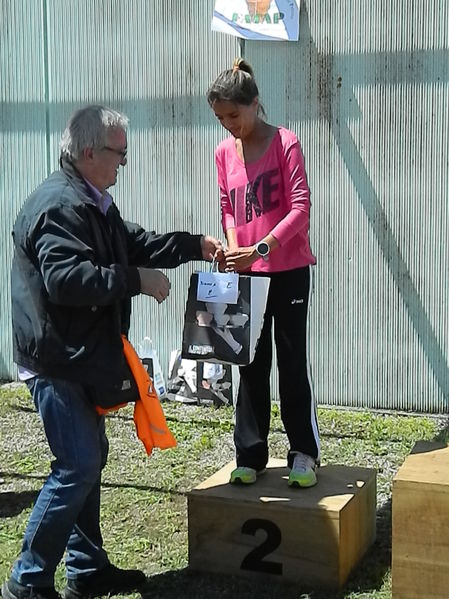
[288,452,317,488]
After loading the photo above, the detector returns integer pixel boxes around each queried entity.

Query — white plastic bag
[137,337,167,399]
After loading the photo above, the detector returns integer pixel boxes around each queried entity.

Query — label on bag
[197,272,239,304]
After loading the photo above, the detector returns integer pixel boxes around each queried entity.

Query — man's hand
[201,235,223,261]
[138,268,171,304]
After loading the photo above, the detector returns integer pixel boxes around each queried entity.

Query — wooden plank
[393,443,449,486]
[339,474,377,586]
[392,442,449,598]
[192,459,376,515]
[188,493,341,587]
[189,460,377,588]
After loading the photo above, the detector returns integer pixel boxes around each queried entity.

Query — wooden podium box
[392,441,449,599]
[188,459,376,589]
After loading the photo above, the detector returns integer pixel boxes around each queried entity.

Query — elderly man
[3,105,221,599]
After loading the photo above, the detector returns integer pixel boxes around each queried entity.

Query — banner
[212,0,300,42]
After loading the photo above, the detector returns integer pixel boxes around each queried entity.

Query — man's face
[80,127,128,192]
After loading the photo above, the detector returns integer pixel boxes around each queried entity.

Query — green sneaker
[288,452,317,488]
[230,466,265,484]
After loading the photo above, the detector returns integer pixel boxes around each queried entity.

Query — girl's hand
[224,246,257,272]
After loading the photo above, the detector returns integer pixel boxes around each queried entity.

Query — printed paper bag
[182,272,270,366]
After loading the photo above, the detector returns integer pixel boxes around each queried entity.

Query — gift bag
[182,271,270,365]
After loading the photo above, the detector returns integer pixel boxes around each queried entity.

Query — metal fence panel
[245,0,449,411]
[1,0,447,412]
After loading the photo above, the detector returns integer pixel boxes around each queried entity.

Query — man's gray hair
[59,105,129,161]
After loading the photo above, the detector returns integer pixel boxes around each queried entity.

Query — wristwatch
[255,241,270,262]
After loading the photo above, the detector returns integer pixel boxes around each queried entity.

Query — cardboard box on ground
[166,349,238,407]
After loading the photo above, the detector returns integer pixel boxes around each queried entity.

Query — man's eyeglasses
[102,146,127,160]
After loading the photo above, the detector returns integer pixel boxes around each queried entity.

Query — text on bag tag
[197,272,239,304]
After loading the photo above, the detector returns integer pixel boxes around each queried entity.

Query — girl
[207,58,320,487]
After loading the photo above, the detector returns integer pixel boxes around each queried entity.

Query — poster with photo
[166,351,235,407]
[197,362,233,407]
[212,0,300,42]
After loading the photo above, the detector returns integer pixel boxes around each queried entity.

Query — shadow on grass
[9,404,35,414]
[433,420,449,445]
[0,490,38,517]
[140,568,323,599]
[0,470,188,497]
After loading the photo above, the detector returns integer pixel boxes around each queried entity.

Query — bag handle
[210,257,237,277]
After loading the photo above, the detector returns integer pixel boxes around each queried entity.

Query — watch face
[257,242,270,256]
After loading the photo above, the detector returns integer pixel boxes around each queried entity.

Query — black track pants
[234,266,320,471]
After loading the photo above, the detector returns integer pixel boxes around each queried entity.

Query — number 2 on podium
[240,518,283,576]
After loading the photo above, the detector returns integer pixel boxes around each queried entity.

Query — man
[3,105,221,599]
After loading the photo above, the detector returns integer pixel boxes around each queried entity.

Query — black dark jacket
[11,160,202,386]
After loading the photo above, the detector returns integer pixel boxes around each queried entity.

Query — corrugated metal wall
[1,0,448,412]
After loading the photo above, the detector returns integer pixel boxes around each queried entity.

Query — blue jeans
[12,377,110,587]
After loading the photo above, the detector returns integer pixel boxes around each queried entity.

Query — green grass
[0,383,447,598]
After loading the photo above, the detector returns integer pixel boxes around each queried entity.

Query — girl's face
[211,99,259,140]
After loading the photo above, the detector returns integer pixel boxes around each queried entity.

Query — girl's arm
[270,139,311,245]
[225,227,238,251]
[224,232,280,272]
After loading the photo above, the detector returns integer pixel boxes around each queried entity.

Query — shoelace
[292,453,312,472]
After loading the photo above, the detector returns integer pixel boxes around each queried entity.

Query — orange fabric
[95,403,127,416]
[123,336,176,455]
[95,335,176,456]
